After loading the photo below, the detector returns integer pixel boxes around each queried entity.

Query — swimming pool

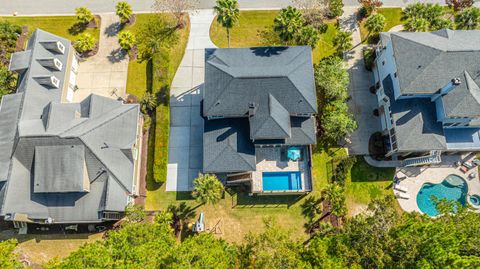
[416,174,467,217]
[262,172,302,191]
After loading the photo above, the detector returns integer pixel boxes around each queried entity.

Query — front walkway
[166,10,217,192]
[340,8,381,155]
[395,154,480,213]
[74,14,128,102]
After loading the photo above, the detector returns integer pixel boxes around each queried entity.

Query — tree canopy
[365,13,386,35]
[314,56,349,102]
[75,6,94,25]
[192,174,224,205]
[116,1,133,24]
[402,3,452,32]
[214,0,240,48]
[455,7,480,30]
[274,6,306,44]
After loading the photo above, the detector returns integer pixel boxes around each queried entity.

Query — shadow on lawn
[350,157,395,183]
[229,186,306,209]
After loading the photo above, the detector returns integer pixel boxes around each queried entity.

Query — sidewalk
[340,7,381,155]
[166,10,217,192]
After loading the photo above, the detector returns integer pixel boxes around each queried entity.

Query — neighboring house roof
[386,30,480,118]
[204,46,317,117]
[0,29,140,223]
[383,75,447,152]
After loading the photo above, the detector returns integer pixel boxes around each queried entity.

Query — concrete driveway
[341,8,381,155]
[74,14,128,102]
[166,10,217,192]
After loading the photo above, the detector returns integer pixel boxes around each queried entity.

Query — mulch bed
[86,15,101,29]
[77,42,99,59]
[15,26,28,52]
[125,14,137,27]
[129,45,139,62]
[134,123,149,206]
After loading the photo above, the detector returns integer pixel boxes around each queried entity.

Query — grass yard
[125,14,190,206]
[144,145,397,242]
[359,8,403,44]
[0,16,100,42]
[209,10,338,64]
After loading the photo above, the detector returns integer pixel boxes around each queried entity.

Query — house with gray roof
[203,47,317,194]
[374,29,480,165]
[0,29,143,226]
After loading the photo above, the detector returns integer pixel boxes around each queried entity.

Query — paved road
[2,0,470,16]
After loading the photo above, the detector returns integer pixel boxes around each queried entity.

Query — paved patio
[166,10,217,192]
[74,14,128,102]
[395,154,480,213]
[340,8,381,155]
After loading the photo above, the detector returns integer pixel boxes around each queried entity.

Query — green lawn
[359,8,403,43]
[125,14,190,209]
[209,10,338,64]
[0,16,100,42]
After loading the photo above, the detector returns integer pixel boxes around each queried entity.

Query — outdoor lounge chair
[395,192,410,199]
[469,172,477,180]
[394,184,408,193]
[463,161,474,169]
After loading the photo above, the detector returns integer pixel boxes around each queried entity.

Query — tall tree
[320,100,357,146]
[213,0,240,48]
[274,6,305,45]
[358,0,383,17]
[455,7,480,29]
[314,56,349,102]
[0,67,17,98]
[192,174,224,205]
[296,25,320,48]
[153,0,199,28]
[0,240,22,269]
[292,0,327,30]
[332,30,353,55]
[321,183,347,217]
[365,13,386,35]
[327,0,344,18]
[402,3,452,32]
[446,0,474,12]
[75,6,94,25]
[116,1,133,24]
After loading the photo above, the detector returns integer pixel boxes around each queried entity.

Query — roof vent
[34,75,60,88]
[40,41,65,54]
[451,78,461,86]
[37,58,63,71]
[248,102,257,117]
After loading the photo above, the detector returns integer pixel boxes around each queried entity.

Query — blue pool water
[471,195,480,206]
[262,172,302,191]
[416,174,467,217]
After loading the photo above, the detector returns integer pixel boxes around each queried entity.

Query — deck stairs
[226,172,252,185]
[403,151,442,167]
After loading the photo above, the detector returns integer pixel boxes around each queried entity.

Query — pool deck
[251,147,311,193]
[395,154,480,213]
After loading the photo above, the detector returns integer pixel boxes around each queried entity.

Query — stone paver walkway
[74,14,128,102]
[166,10,217,192]
[340,8,381,155]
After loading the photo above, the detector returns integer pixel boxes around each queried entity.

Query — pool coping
[394,164,480,215]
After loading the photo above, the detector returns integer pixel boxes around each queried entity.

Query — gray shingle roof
[33,145,88,193]
[203,118,256,173]
[383,75,446,152]
[0,29,140,223]
[204,47,317,117]
[249,94,291,140]
[387,30,480,118]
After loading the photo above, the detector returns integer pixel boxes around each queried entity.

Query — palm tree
[321,183,347,217]
[274,6,305,45]
[140,92,157,114]
[404,17,430,32]
[192,174,224,205]
[75,6,94,25]
[365,13,386,36]
[74,33,96,53]
[213,0,240,48]
[296,25,320,48]
[455,7,480,30]
[118,31,136,51]
[116,1,133,24]
[332,30,353,56]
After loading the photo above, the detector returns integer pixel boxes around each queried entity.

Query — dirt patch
[86,15,100,29]
[15,26,28,52]
[125,14,137,27]
[78,42,99,59]
[348,202,368,217]
[129,45,139,62]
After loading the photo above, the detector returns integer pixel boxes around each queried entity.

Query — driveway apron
[166,10,216,191]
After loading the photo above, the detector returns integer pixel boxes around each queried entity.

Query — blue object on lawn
[287,147,301,161]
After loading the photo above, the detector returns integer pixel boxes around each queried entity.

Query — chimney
[34,75,60,88]
[248,102,257,117]
[37,58,63,71]
[40,41,65,54]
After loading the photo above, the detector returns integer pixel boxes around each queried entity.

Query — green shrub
[74,33,96,53]
[363,47,376,71]
[118,30,136,51]
[75,6,94,25]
